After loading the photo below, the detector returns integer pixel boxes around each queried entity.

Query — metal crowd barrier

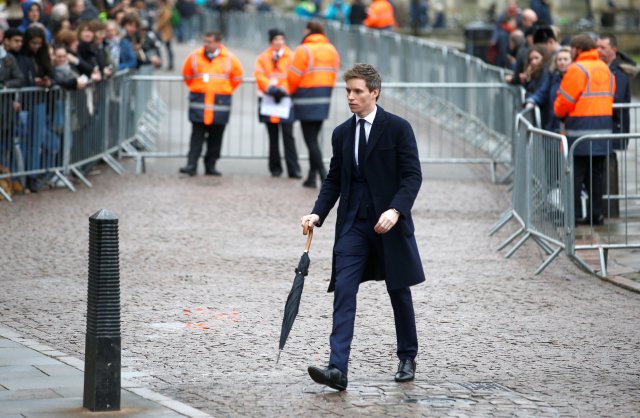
[0,70,138,201]
[118,76,518,180]
[567,128,640,277]
[491,103,640,277]
[491,108,570,274]
[189,10,519,161]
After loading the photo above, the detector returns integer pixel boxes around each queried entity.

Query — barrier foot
[498,167,514,184]
[489,210,513,236]
[53,170,76,192]
[570,254,597,275]
[532,235,554,255]
[135,156,146,175]
[505,232,531,258]
[534,246,562,275]
[598,247,608,277]
[103,155,125,175]
[0,186,13,202]
[71,167,93,188]
[497,226,524,251]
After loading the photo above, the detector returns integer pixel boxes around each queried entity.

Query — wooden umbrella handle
[303,221,313,253]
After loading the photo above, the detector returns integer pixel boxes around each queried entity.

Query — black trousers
[266,122,300,176]
[574,155,606,219]
[300,120,325,174]
[186,122,226,170]
[330,214,418,375]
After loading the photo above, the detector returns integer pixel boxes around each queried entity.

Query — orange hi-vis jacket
[364,0,396,30]
[554,49,615,156]
[254,45,294,123]
[182,45,244,125]
[288,33,340,121]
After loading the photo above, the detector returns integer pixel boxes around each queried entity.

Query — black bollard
[83,209,121,411]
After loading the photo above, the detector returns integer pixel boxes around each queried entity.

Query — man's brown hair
[570,34,596,53]
[306,20,324,35]
[343,63,382,100]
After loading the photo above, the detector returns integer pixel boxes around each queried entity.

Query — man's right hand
[301,214,320,230]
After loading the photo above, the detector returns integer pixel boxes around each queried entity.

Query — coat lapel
[364,106,387,162]
[343,115,357,170]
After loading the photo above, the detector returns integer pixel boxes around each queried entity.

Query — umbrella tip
[276,350,282,366]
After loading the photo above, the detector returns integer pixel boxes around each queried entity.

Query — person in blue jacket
[18,1,53,44]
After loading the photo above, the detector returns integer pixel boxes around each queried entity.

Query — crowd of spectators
[0,0,177,193]
[489,1,638,224]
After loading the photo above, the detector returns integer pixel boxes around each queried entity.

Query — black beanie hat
[268,28,284,42]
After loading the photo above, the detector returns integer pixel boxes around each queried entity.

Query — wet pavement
[1,157,639,417]
[2,42,640,417]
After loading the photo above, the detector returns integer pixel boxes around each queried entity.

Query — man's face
[6,36,23,52]
[106,24,118,39]
[54,48,68,66]
[346,77,378,118]
[271,35,285,51]
[596,38,616,65]
[203,35,220,53]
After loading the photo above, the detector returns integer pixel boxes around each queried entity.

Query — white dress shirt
[354,105,377,165]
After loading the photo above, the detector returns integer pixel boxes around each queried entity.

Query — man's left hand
[374,209,399,234]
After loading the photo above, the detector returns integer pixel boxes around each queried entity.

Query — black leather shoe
[179,166,196,176]
[271,169,283,177]
[204,169,222,176]
[302,178,316,188]
[288,172,303,179]
[308,366,348,391]
[394,359,416,382]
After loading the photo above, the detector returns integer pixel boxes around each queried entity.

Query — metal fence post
[62,91,72,175]
[83,209,121,412]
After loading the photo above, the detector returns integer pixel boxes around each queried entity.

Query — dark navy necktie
[358,119,367,173]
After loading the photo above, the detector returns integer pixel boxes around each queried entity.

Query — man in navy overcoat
[301,64,425,391]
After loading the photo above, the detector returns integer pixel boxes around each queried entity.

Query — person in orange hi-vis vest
[554,34,615,225]
[180,31,243,176]
[288,20,340,188]
[363,0,396,30]
[254,28,302,179]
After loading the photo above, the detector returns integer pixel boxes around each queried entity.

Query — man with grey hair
[301,63,425,391]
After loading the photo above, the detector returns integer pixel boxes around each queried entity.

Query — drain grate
[402,396,478,407]
[458,382,512,392]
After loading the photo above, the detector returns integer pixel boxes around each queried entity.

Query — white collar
[355,105,377,126]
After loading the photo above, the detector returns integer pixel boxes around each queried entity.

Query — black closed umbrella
[276,223,314,364]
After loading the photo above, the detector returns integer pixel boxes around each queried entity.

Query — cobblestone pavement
[1,157,639,417]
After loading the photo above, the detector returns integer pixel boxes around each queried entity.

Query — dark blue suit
[310,106,425,374]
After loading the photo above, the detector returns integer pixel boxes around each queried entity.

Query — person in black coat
[0,29,24,169]
[597,33,638,140]
[348,0,366,26]
[301,64,425,391]
[16,26,54,192]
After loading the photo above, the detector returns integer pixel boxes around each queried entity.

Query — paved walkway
[1,41,640,417]
[0,326,209,418]
[1,157,640,417]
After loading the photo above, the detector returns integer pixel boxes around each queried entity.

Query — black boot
[303,169,317,188]
[179,165,197,176]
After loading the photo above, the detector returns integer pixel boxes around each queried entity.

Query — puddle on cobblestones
[402,396,478,407]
